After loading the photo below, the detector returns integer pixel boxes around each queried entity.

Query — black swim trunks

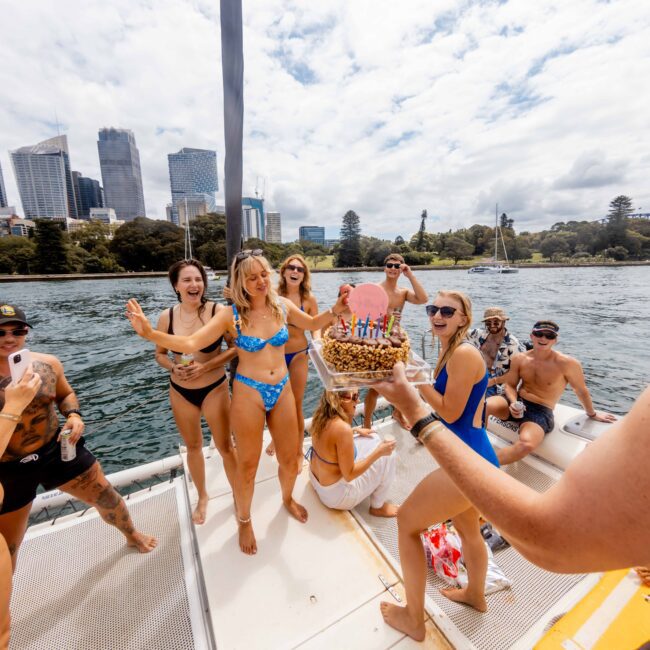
[0,433,97,514]
[509,397,555,435]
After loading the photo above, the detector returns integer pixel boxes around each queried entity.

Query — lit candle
[386,314,395,336]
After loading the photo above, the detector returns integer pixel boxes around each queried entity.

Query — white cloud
[1,0,649,241]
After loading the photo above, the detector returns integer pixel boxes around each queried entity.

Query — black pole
[220,0,244,272]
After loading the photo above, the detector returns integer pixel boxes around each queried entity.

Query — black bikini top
[168,303,224,355]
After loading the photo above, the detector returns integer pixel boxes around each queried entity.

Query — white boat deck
[184,442,450,649]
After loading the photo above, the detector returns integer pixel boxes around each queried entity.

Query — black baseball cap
[0,304,32,328]
[532,320,559,334]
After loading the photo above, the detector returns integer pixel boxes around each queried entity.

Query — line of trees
[0,196,648,275]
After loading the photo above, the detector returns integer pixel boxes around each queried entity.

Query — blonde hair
[229,254,283,328]
[310,391,352,439]
[433,290,473,378]
[277,254,313,302]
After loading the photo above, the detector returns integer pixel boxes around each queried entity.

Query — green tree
[110,217,184,270]
[441,237,473,264]
[0,237,36,274]
[605,246,628,261]
[191,213,227,250]
[197,241,227,270]
[499,212,514,232]
[540,235,570,261]
[607,195,633,247]
[336,210,362,267]
[504,235,532,262]
[415,209,427,251]
[34,220,70,273]
[360,236,392,267]
[70,221,113,254]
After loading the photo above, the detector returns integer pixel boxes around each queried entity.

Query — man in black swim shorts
[0,304,157,571]
[487,319,616,465]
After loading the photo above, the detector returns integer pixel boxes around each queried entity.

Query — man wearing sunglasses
[363,254,428,429]
[467,307,524,398]
[0,304,156,575]
[487,320,616,465]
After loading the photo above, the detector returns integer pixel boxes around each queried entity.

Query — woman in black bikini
[265,254,319,458]
[154,259,238,524]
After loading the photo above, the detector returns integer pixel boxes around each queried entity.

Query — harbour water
[2,266,648,474]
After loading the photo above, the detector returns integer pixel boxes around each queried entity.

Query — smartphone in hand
[8,349,32,385]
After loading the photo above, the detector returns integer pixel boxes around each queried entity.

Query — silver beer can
[60,429,77,462]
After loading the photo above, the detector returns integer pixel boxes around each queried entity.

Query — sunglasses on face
[0,328,28,337]
[532,331,557,340]
[235,249,264,265]
[484,319,503,326]
[286,264,305,274]
[426,305,458,318]
[385,263,401,269]
[340,392,360,402]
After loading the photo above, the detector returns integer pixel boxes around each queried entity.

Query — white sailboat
[469,206,519,274]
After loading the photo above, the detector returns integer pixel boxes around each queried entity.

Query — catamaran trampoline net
[355,420,586,650]
[10,486,198,650]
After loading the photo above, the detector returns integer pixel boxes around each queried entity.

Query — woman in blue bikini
[375,290,499,641]
[265,254,320,458]
[154,260,238,525]
[126,251,349,555]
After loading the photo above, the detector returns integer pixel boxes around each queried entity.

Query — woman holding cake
[306,390,398,516]
[374,290,499,641]
[265,254,320,458]
[125,251,348,555]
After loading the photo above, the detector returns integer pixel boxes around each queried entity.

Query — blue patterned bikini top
[232,303,289,352]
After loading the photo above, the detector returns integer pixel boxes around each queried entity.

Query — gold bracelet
[419,420,444,443]
[0,413,21,423]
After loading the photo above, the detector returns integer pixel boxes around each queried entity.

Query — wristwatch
[410,412,440,439]
[63,409,82,418]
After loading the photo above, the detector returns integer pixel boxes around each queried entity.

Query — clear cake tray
[308,339,433,391]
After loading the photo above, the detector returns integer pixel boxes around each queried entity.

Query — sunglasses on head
[532,331,557,340]
[286,264,305,274]
[426,305,457,318]
[385,262,401,269]
[340,392,360,402]
[235,249,264,265]
[0,328,28,337]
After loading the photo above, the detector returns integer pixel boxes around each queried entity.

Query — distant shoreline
[1,260,648,282]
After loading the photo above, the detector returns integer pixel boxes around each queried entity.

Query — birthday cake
[321,319,410,373]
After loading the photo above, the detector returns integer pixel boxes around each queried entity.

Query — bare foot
[265,441,275,456]
[284,498,308,523]
[440,586,487,612]
[379,602,425,642]
[369,502,399,518]
[127,532,158,553]
[192,495,209,525]
[238,520,257,555]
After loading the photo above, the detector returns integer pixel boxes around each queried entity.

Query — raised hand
[4,366,42,414]
[125,298,153,339]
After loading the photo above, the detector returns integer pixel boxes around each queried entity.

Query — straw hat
[482,307,509,322]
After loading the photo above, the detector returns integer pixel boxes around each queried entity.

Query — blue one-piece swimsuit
[434,363,500,467]
[232,304,290,411]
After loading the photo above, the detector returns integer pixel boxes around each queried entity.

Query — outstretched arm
[565,358,617,422]
[401,265,428,304]
[375,365,650,572]
[126,298,231,353]
[283,292,349,332]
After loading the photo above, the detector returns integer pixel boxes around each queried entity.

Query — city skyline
[1,1,649,241]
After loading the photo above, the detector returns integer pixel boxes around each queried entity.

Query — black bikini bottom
[170,375,227,408]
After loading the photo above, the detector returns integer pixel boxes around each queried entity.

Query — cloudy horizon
[1,0,649,242]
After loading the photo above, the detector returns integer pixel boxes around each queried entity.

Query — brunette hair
[229,253,283,328]
[433,290,472,377]
[277,254,313,302]
[310,390,353,439]
[168,259,208,317]
[384,253,405,264]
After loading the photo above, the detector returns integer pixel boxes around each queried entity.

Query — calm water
[2,266,648,474]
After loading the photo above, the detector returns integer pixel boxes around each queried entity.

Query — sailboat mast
[495,203,498,264]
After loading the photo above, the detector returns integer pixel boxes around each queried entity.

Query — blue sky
[1,0,649,241]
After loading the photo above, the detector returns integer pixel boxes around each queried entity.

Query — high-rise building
[97,128,146,221]
[167,148,218,225]
[10,135,79,219]
[265,211,282,243]
[72,173,104,218]
[242,197,265,241]
[298,226,325,246]
[0,161,8,208]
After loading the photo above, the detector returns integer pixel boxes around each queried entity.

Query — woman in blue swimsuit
[154,260,238,525]
[375,290,499,641]
[126,251,349,555]
[265,254,320,458]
